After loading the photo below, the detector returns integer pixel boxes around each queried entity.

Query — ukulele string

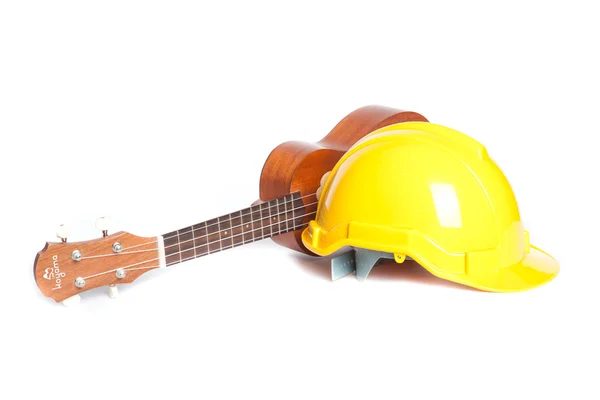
[161,191,319,240]
[82,220,316,279]
[119,191,319,252]
[162,201,318,252]
[166,209,316,259]
[116,191,319,253]
[80,210,317,280]
[171,221,313,266]
[84,199,319,259]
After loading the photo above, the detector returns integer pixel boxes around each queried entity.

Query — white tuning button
[95,217,109,237]
[108,284,119,299]
[320,171,331,186]
[56,224,71,243]
[61,294,81,307]
[316,171,331,201]
[316,186,323,201]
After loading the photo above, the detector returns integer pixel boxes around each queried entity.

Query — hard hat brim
[303,222,559,291]
[448,245,559,293]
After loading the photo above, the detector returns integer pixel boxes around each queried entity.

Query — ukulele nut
[71,250,82,261]
[115,269,127,279]
[112,242,123,253]
[74,277,86,288]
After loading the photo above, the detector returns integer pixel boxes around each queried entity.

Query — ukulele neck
[161,192,307,267]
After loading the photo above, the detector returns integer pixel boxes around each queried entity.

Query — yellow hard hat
[301,122,559,292]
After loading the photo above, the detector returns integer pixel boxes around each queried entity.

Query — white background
[1,1,598,399]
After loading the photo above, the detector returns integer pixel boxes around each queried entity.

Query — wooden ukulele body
[258,105,428,255]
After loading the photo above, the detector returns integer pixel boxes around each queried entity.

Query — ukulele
[34,106,428,305]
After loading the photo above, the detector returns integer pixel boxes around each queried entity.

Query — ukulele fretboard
[161,192,309,266]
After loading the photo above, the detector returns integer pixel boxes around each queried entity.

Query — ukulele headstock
[34,221,164,305]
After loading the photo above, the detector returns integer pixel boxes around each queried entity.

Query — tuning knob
[320,171,331,186]
[316,186,322,201]
[95,217,109,237]
[316,171,331,201]
[56,224,71,243]
[108,284,119,299]
[61,294,81,307]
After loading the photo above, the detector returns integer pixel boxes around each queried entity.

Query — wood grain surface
[258,105,428,254]
[34,232,159,302]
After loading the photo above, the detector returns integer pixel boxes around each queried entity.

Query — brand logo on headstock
[43,255,66,291]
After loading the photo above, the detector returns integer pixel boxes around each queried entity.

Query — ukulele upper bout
[258,105,428,254]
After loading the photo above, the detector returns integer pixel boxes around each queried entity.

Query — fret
[178,226,195,261]
[262,202,272,238]
[278,195,288,233]
[266,200,273,237]
[192,221,209,256]
[268,198,279,236]
[176,230,182,262]
[259,202,265,238]
[160,192,305,267]
[163,231,181,266]
[240,207,254,243]
[250,206,255,242]
[249,204,263,242]
[291,193,304,229]
[229,213,235,247]
[291,196,296,231]
[284,194,289,232]
[219,215,233,250]
[205,218,220,254]
[232,210,244,247]
[256,205,264,238]
[272,197,280,234]
[275,198,281,235]
[248,204,266,241]
[191,223,197,258]
[289,195,297,232]
[286,194,299,233]
[217,217,223,251]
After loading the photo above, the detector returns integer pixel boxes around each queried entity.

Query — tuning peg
[320,171,331,186]
[108,284,119,299]
[61,294,81,307]
[56,224,71,243]
[316,171,331,201]
[95,217,109,237]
